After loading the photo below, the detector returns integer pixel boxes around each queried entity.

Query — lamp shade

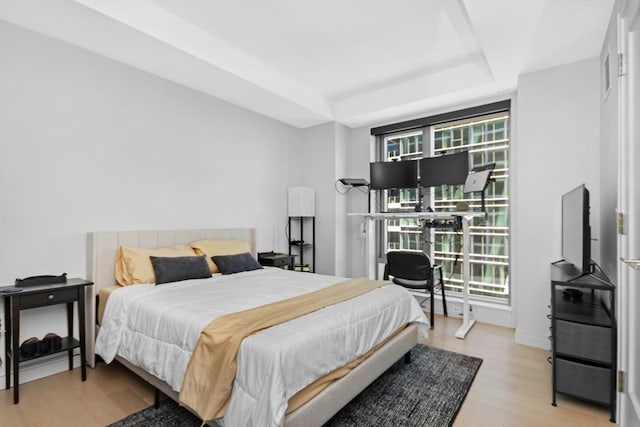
[288,187,315,217]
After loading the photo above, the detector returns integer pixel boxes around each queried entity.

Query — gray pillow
[212,252,263,275]
[149,255,212,285]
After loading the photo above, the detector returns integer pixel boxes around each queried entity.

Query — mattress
[95,267,428,426]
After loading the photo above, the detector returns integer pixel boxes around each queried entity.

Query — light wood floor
[426,316,615,427]
[0,315,616,427]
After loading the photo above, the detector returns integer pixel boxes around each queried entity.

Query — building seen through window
[380,113,510,301]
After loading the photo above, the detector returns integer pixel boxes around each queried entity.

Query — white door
[619,2,640,425]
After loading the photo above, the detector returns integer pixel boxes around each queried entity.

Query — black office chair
[383,251,448,328]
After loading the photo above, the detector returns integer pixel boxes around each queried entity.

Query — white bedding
[95,267,428,427]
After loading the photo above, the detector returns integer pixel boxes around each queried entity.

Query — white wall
[599,5,620,283]
[299,123,335,274]
[346,126,371,279]
[298,122,351,276]
[334,123,350,277]
[0,21,301,381]
[514,57,601,348]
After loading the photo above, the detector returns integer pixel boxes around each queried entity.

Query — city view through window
[380,113,510,300]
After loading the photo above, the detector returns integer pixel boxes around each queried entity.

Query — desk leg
[66,301,74,372]
[366,218,376,280]
[12,299,20,404]
[455,217,476,339]
[78,287,87,381]
[4,298,10,390]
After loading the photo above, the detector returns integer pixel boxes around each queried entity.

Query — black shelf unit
[550,261,616,423]
[288,216,315,272]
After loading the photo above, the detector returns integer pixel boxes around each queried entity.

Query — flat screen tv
[561,184,591,274]
[369,160,418,190]
[419,151,469,187]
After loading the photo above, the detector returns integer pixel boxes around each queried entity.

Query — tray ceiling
[0,0,614,128]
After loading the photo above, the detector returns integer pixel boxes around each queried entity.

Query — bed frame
[86,228,417,426]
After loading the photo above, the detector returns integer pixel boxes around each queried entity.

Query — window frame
[372,101,511,305]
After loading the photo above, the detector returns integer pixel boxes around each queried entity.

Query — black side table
[1,278,93,404]
[258,251,296,270]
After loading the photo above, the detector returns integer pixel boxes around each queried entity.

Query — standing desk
[348,211,484,338]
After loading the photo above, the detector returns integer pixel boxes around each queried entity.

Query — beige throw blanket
[179,277,387,421]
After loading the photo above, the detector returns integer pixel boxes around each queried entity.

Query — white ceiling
[0,0,615,129]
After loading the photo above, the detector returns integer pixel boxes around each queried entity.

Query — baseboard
[407,291,515,328]
[0,352,82,385]
[514,330,550,350]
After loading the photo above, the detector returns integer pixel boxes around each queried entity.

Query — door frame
[618,1,640,426]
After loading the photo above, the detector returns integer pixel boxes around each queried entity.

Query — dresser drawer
[19,288,78,309]
[556,358,611,405]
[556,319,612,363]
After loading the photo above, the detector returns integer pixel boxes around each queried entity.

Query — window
[380,131,424,256]
[432,114,510,300]
[374,104,510,302]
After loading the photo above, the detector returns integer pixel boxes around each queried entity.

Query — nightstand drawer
[269,257,293,268]
[258,252,295,269]
[19,288,78,309]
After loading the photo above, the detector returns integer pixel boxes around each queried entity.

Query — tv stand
[551,259,596,279]
[550,261,616,423]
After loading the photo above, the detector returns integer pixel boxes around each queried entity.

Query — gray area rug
[107,345,482,427]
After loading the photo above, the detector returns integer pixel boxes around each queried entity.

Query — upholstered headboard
[85,228,256,367]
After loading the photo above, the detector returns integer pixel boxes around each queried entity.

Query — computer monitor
[369,160,418,190]
[419,151,469,187]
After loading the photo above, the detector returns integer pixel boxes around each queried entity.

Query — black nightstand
[258,252,296,270]
[1,278,93,404]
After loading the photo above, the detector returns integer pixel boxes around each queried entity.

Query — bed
[86,228,428,427]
